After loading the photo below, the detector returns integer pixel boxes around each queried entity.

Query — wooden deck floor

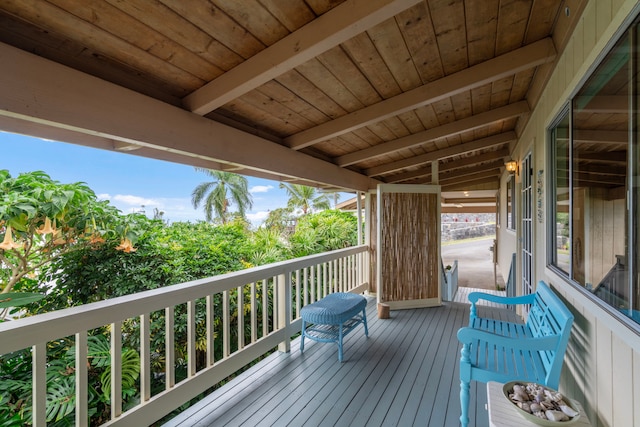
[163,295,519,427]
[454,287,507,307]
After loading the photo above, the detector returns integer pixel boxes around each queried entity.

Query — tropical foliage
[0,169,358,425]
[279,183,330,215]
[191,169,252,224]
[0,170,142,318]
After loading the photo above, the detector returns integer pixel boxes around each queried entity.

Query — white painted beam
[286,38,555,150]
[182,0,423,115]
[0,42,376,191]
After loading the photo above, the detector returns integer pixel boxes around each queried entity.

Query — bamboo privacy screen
[372,185,441,309]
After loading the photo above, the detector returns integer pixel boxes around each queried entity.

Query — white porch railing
[0,245,369,426]
[441,259,459,301]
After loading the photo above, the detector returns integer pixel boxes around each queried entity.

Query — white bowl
[502,381,581,426]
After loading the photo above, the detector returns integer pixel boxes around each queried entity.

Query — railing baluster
[310,265,315,303]
[187,300,196,377]
[350,255,354,290]
[251,282,257,343]
[303,267,308,306]
[238,286,244,349]
[206,295,215,367]
[277,273,291,353]
[323,262,328,297]
[165,306,175,389]
[76,331,88,427]
[223,290,230,358]
[329,260,334,293]
[140,314,150,403]
[295,271,301,320]
[272,276,278,331]
[262,279,268,337]
[111,321,122,419]
[32,342,46,427]
[339,257,343,292]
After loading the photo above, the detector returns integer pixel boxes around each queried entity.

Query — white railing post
[76,331,88,427]
[165,307,175,390]
[111,321,122,419]
[250,283,257,343]
[140,314,150,403]
[187,300,196,377]
[206,295,215,367]
[32,342,46,427]
[223,290,230,358]
[277,273,291,353]
[238,286,245,349]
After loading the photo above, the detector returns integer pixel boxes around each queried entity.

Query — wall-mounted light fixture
[505,160,518,175]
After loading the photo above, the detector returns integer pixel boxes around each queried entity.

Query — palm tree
[279,183,330,215]
[191,169,253,224]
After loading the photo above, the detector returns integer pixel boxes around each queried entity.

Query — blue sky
[1,131,345,226]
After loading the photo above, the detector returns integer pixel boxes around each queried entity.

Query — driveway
[441,237,505,290]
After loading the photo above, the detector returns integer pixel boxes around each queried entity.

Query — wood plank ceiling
[0,0,585,202]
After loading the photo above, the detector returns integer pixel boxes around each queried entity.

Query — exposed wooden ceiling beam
[365,131,516,177]
[286,38,555,150]
[573,129,628,144]
[0,42,377,192]
[556,150,626,164]
[182,0,422,115]
[441,177,500,191]
[574,95,628,113]
[559,163,626,176]
[385,149,509,183]
[442,206,496,214]
[337,102,527,167]
[426,168,501,186]
[438,161,506,181]
[444,197,497,204]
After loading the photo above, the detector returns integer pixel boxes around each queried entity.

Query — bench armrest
[457,326,559,352]
[468,292,536,306]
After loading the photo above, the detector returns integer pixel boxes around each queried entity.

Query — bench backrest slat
[525,281,574,388]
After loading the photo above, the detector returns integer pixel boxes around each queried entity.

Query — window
[507,175,515,230]
[549,21,639,326]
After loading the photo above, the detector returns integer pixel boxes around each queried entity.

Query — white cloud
[112,194,159,207]
[250,185,273,193]
[246,211,270,222]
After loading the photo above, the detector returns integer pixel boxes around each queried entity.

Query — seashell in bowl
[502,381,581,426]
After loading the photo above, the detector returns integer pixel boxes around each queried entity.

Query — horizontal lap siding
[514,1,640,426]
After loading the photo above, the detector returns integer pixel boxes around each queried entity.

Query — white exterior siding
[499,0,640,425]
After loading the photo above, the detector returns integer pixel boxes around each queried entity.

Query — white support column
[357,191,363,245]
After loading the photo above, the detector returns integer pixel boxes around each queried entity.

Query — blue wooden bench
[456,281,574,427]
[300,292,368,362]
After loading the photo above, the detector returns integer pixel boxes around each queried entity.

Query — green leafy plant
[0,170,142,319]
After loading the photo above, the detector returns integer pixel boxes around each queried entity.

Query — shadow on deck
[164,297,519,427]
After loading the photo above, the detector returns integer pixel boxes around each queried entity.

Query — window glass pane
[551,112,570,274]
[573,33,630,311]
